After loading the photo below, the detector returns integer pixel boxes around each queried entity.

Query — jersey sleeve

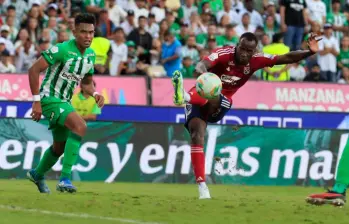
[86,51,96,76]
[253,53,278,70]
[203,48,231,67]
[41,44,65,65]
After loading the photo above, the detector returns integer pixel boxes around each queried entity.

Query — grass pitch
[0,180,348,224]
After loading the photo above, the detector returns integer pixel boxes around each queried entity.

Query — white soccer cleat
[198,182,211,199]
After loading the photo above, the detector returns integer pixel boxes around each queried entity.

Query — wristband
[33,95,41,102]
[93,92,99,97]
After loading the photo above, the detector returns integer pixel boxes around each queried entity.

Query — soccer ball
[195,72,222,99]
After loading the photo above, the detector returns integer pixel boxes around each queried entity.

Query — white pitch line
[0,205,163,224]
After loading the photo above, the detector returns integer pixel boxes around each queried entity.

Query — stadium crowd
[1,0,349,83]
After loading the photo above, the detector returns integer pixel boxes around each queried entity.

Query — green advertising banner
[0,118,348,187]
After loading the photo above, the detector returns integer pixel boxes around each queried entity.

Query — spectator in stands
[262,33,290,81]
[26,17,40,43]
[318,23,340,82]
[199,48,210,60]
[176,22,190,45]
[263,1,280,26]
[307,0,326,27]
[338,66,349,84]
[181,34,200,64]
[97,8,116,38]
[264,15,279,41]
[158,19,169,42]
[150,38,161,65]
[84,0,105,14]
[0,50,15,73]
[57,30,69,43]
[5,15,18,42]
[37,37,50,56]
[120,10,136,36]
[127,16,153,64]
[15,37,37,73]
[90,30,111,75]
[327,0,349,44]
[150,0,166,23]
[161,30,182,77]
[241,0,264,28]
[146,13,160,39]
[177,0,198,24]
[130,0,149,26]
[189,12,206,35]
[302,22,321,70]
[196,23,217,49]
[216,0,240,26]
[181,56,194,78]
[304,63,326,82]
[72,81,101,121]
[207,35,217,53]
[216,24,239,46]
[289,61,306,81]
[109,27,128,76]
[166,11,181,35]
[107,0,127,27]
[235,13,256,37]
[338,36,349,71]
[1,24,15,54]
[280,0,307,51]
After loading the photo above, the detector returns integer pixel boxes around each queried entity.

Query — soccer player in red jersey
[171,32,321,199]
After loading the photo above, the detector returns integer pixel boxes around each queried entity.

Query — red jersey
[202,46,278,98]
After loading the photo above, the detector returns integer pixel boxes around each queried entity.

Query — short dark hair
[239,32,258,44]
[113,27,124,34]
[138,16,147,21]
[225,24,235,30]
[164,30,173,37]
[75,13,96,27]
[7,5,15,11]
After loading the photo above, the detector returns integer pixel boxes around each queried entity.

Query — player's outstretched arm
[81,76,105,108]
[275,33,321,65]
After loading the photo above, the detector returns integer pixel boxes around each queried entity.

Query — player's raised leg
[188,117,211,199]
[306,139,349,206]
[56,111,87,193]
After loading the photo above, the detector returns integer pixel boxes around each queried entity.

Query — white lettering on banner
[0,140,23,169]
[105,143,133,183]
[23,141,50,169]
[0,79,12,94]
[165,145,191,174]
[175,114,303,128]
[74,142,98,172]
[241,147,260,176]
[140,144,165,174]
[269,150,309,179]
[276,88,345,104]
[309,151,333,180]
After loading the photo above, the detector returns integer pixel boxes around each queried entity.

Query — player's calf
[188,118,211,199]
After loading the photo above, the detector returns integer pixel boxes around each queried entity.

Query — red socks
[191,144,205,183]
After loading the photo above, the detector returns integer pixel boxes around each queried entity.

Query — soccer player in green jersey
[26,13,105,193]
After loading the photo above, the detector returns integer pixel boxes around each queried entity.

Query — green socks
[333,138,349,194]
[60,132,82,179]
[35,146,60,178]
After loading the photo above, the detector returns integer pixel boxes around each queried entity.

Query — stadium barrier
[2,74,349,112]
[0,118,346,187]
[1,102,349,129]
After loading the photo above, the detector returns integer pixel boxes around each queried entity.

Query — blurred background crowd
[1,0,349,84]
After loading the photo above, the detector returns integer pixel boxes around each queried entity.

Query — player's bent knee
[72,122,87,137]
[190,131,205,145]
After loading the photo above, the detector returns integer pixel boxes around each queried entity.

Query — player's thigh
[184,104,207,143]
[207,94,232,123]
[63,111,87,135]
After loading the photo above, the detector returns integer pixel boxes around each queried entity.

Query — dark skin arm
[275,33,321,65]
[193,60,213,78]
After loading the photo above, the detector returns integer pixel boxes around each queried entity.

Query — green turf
[0,180,348,224]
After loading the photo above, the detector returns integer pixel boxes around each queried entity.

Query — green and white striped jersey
[40,39,96,102]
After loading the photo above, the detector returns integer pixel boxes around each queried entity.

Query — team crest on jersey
[243,66,250,75]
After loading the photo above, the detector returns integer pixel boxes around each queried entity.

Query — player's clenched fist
[94,94,105,108]
[31,101,42,122]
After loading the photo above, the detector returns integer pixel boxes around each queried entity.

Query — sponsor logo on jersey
[86,53,95,57]
[61,72,81,82]
[243,66,250,75]
[50,46,58,54]
[221,75,241,85]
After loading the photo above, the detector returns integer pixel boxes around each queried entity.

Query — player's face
[74,23,95,49]
[236,38,257,65]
